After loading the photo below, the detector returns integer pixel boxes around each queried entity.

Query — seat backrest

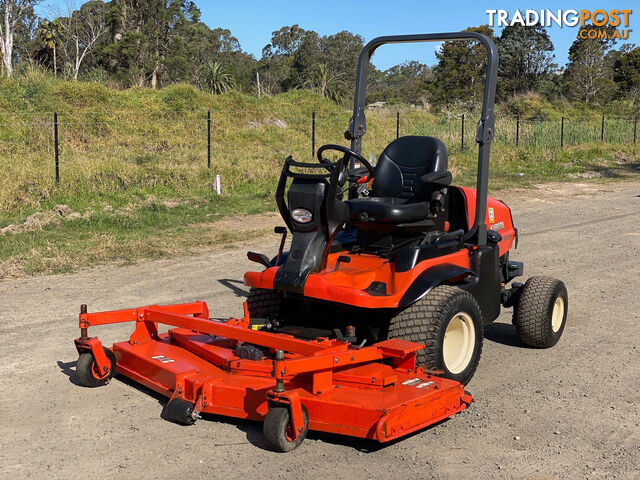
[371,136,449,200]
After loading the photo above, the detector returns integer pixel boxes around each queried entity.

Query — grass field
[1,73,639,277]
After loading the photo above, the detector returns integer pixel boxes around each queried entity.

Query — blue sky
[38,1,637,69]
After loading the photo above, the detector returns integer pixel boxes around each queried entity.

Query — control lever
[274,226,287,266]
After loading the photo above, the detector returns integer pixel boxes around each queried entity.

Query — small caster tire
[162,398,198,425]
[76,347,116,387]
[263,404,309,452]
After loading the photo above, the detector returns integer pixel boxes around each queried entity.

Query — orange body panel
[457,186,516,256]
[245,185,516,308]
[245,249,470,308]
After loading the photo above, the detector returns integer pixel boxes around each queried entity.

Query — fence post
[54,112,59,184]
[461,113,465,151]
[207,110,211,169]
[601,115,605,142]
[634,117,637,144]
[560,116,564,148]
[396,111,400,139]
[311,111,316,159]
[516,115,519,146]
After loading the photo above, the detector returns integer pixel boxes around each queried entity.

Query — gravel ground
[1,180,639,480]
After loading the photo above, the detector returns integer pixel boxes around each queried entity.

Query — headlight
[291,208,312,224]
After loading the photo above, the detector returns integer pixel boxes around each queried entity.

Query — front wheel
[246,287,282,321]
[263,405,309,452]
[389,286,483,385]
[76,347,116,387]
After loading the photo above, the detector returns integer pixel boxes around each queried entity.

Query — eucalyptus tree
[0,0,42,76]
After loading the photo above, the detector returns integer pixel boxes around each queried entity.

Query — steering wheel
[316,144,374,193]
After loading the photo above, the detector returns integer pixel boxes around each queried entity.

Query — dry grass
[0,73,638,276]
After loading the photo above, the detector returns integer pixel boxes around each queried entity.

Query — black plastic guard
[398,263,473,308]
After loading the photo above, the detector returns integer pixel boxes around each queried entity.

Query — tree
[262,24,306,57]
[432,25,495,107]
[198,61,235,94]
[370,61,432,104]
[88,1,256,89]
[261,25,308,92]
[0,0,42,76]
[37,18,62,76]
[319,30,363,89]
[563,25,617,103]
[613,46,640,93]
[98,0,197,87]
[10,0,37,67]
[260,26,363,96]
[304,62,347,103]
[497,25,555,97]
[57,1,107,80]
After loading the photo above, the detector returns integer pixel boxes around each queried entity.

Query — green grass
[0,73,638,276]
[0,194,274,276]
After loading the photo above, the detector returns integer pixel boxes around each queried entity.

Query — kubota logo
[486,9,633,40]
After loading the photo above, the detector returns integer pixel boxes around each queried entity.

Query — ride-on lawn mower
[73,32,568,452]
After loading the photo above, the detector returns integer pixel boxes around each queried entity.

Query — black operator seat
[346,135,451,226]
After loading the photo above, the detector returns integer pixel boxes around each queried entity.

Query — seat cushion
[372,136,449,200]
[345,197,429,224]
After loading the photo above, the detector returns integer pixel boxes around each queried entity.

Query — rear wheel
[513,276,568,348]
[246,287,282,321]
[389,286,483,385]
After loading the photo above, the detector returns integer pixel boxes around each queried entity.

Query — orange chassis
[74,300,472,448]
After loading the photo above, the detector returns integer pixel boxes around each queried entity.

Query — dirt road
[1,181,639,480]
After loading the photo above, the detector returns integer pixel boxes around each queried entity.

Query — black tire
[389,285,483,385]
[162,398,197,425]
[246,287,282,321]
[76,347,116,387]
[513,276,568,348]
[263,405,309,452]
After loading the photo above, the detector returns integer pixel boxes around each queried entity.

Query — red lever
[356,176,369,184]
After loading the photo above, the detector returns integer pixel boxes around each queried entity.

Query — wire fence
[0,110,637,187]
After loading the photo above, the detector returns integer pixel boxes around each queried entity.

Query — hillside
[0,74,638,276]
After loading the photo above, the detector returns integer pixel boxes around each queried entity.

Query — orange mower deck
[74,301,473,451]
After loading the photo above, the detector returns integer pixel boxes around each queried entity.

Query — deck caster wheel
[513,276,568,348]
[263,405,309,452]
[162,398,198,425]
[76,347,116,387]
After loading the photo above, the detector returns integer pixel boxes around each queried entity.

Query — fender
[398,263,474,309]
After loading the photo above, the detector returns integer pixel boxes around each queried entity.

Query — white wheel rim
[443,312,476,374]
[551,296,565,333]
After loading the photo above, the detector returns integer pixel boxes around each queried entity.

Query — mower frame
[74,301,473,448]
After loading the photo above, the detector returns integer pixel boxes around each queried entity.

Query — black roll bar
[346,32,499,246]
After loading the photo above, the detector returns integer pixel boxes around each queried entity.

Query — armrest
[420,171,452,185]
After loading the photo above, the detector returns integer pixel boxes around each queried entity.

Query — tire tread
[246,287,282,320]
[513,276,567,348]
[389,286,483,385]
